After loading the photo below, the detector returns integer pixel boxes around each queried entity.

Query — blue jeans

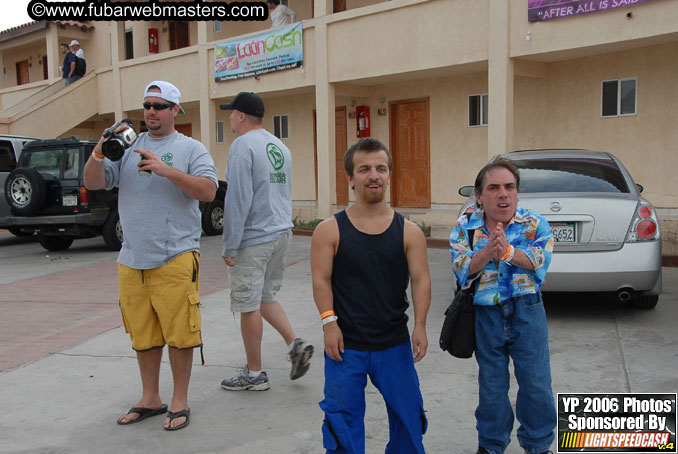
[319,341,428,454]
[65,75,82,86]
[474,293,556,454]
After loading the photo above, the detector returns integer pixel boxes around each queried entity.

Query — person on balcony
[267,0,297,28]
[69,40,85,60]
[59,43,77,86]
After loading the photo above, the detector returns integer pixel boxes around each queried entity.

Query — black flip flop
[117,404,168,425]
[164,408,190,431]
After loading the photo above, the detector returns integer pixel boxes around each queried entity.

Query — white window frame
[273,114,289,139]
[601,77,637,118]
[216,121,224,144]
[468,93,488,127]
[213,21,222,33]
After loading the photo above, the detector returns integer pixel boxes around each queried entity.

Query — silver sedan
[458,149,662,308]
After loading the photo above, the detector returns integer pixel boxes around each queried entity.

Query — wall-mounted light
[377,97,387,116]
[525,31,531,41]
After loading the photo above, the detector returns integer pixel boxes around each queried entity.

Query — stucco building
[1,0,677,253]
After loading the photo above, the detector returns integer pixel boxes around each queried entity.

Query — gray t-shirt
[222,129,293,257]
[104,131,218,269]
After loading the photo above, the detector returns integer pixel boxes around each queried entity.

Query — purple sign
[528,0,652,22]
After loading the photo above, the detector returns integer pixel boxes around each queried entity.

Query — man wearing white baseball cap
[84,80,218,431]
[69,39,85,60]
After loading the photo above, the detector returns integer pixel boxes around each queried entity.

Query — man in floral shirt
[449,159,556,454]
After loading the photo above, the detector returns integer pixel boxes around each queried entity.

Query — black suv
[3,137,122,251]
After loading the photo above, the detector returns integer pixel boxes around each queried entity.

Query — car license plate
[551,222,575,242]
[62,195,78,207]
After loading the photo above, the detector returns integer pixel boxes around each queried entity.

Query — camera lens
[101,138,126,161]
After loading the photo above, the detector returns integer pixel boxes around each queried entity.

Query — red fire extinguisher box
[148,28,159,54]
[356,105,370,138]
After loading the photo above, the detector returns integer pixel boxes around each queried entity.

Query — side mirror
[459,186,473,197]
[636,183,644,194]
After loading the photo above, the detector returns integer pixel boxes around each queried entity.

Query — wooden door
[175,123,192,137]
[16,61,29,85]
[334,107,348,205]
[313,106,348,205]
[334,0,346,13]
[169,22,189,50]
[389,98,430,208]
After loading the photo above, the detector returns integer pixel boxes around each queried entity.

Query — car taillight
[636,220,657,239]
[638,205,652,218]
[626,202,660,242]
[79,187,88,205]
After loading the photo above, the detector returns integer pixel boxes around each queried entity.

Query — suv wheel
[37,234,74,251]
[202,198,224,236]
[5,168,47,215]
[102,208,123,251]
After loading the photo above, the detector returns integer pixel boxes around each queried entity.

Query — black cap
[219,92,265,118]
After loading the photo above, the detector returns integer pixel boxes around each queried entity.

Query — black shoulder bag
[439,218,477,359]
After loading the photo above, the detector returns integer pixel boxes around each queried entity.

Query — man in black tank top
[310,138,431,454]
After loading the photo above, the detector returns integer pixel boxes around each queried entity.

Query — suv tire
[102,208,123,251]
[37,233,74,251]
[5,168,47,215]
[202,198,224,236]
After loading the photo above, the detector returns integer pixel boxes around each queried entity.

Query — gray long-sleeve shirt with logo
[222,128,293,258]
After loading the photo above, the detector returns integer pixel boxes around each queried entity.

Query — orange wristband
[321,310,335,320]
[500,244,514,261]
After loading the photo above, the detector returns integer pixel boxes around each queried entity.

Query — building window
[125,29,134,60]
[213,21,222,33]
[602,78,637,117]
[273,114,289,139]
[469,94,488,127]
[216,121,224,144]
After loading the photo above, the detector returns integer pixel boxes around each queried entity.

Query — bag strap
[455,211,478,295]
[466,211,475,252]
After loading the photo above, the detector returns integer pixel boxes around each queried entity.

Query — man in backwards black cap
[219,92,313,391]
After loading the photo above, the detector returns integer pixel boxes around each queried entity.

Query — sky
[0,1,33,33]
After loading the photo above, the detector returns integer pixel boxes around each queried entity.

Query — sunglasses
[143,102,175,110]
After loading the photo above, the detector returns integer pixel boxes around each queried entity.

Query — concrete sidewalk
[1,234,676,454]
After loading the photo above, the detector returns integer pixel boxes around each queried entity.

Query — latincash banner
[558,393,677,453]
[528,0,652,22]
[214,23,303,82]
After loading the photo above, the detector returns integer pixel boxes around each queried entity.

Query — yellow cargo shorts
[118,251,202,351]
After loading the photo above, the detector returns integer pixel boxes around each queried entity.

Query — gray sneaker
[221,366,270,391]
[289,338,314,380]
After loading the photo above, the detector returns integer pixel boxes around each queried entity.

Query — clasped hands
[486,222,512,262]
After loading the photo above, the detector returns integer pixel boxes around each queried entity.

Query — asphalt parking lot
[0,231,676,454]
